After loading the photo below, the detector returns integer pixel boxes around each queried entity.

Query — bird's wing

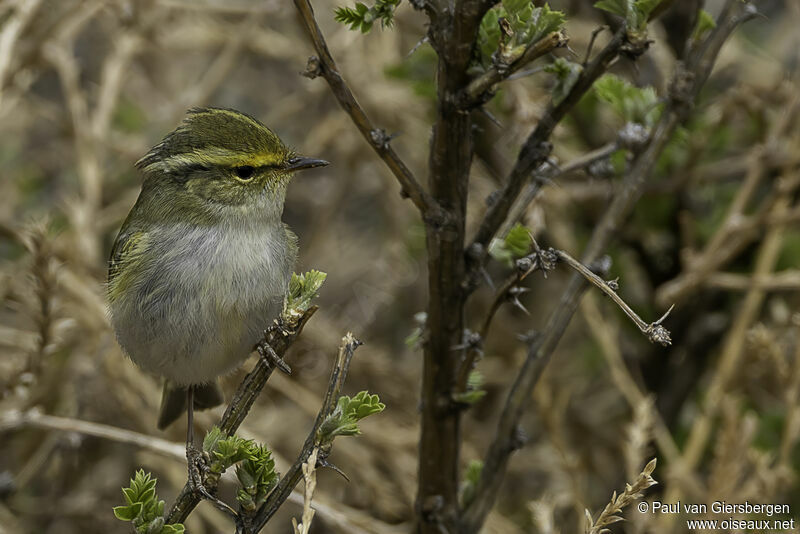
[108,228,144,290]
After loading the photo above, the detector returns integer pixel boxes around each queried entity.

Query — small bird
[108,107,328,431]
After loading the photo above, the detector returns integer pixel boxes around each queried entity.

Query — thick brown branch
[293,0,438,217]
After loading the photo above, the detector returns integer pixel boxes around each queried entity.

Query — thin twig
[455,247,556,393]
[554,249,673,346]
[0,409,379,532]
[705,270,800,291]
[458,30,569,108]
[292,0,438,217]
[250,333,362,532]
[0,409,186,459]
[0,0,43,108]
[466,27,632,290]
[495,141,619,241]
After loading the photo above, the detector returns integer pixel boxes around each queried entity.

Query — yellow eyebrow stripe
[140,148,284,173]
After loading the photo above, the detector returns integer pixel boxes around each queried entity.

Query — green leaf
[478,8,502,62]
[113,503,142,522]
[488,223,533,266]
[472,3,565,73]
[454,371,487,405]
[122,487,137,506]
[162,524,186,534]
[115,470,176,529]
[635,0,662,19]
[594,74,661,126]
[544,57,583,105]
[692,9,716,41]
[212,435,256,471]
[453,389,487,404]
[529,4,566,42]
[459,460,484,507]
[334,0,400,33]
[594,0,628,18]
[317,391,386,442]
[235,443,279,509]
[405,326,422,349]
[594,0,661,31]
[202,426,225,454]
[284,270,327,316]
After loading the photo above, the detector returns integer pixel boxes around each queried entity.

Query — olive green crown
[136,107,291,174]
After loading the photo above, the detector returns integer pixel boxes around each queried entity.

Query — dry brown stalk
[585,458,658,534]
[291,446,318,534]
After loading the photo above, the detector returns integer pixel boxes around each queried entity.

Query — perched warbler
[108,107,328,430]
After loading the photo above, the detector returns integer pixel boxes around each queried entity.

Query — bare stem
[554,249,673,346]
[250,334,361,531]
[292,0,438,217]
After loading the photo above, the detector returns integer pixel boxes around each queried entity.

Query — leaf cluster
[544,57,583,105]
[459,460,484,507]
[473,1,565,73]
[202,427,280,511]
[317,390,386,443]
[284,270,327,318]
[113,470,185,534]
[594,74,661,127]
[692,9,716,41]
[594,0,662,38]
[203,428,256,473]
[236,444,279,512]
[488,223,533,266]
[334,0,401,33]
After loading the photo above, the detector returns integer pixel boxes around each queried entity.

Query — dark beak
[286,156,329,171]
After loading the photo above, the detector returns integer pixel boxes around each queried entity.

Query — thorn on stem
[317,458,350,482]
[370,128,398,150]
[451,329,483,354]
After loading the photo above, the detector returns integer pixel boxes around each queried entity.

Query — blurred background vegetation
[0,0,799,532]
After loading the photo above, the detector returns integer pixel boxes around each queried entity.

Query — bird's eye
[234,166,255,180]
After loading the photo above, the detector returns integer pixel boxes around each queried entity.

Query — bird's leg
[185,386,241,520]
[185,385,205,489]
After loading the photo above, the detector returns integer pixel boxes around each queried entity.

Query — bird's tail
[157,380,225,430]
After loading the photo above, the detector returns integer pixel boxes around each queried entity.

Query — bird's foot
[186,444,239,519]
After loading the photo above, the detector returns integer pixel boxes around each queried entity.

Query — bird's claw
[258,343,292,374]
[187,443,240,519]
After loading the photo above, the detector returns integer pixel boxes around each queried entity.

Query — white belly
[110,222,293,384]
